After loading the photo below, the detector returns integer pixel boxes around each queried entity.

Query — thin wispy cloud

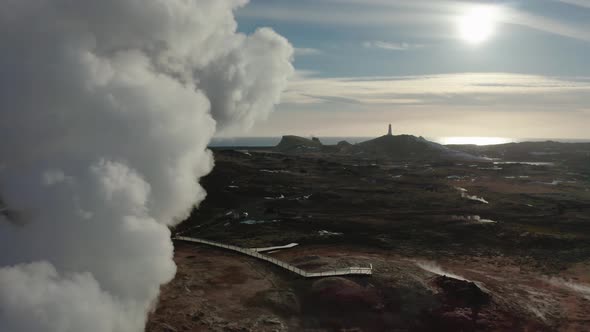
[237,5,446,27]
[363,41,425,51]
[556,0,590,8]
[503,9,590,42]
[294,47,323,56]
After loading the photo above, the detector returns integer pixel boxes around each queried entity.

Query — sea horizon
[209,136,590,147]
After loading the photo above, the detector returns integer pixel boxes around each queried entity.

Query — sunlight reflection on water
[439,136,513,146]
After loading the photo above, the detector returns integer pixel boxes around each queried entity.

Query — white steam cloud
[544,277,590,300]
[0,1,293,331]
[415,261,468,281]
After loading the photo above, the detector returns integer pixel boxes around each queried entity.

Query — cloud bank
[281,72,590,106]
[245,72,590,139]
[0,1,293,331]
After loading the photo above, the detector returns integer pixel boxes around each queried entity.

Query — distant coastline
[209,136,590,147]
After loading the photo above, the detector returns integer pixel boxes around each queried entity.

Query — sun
[458,7,498,44]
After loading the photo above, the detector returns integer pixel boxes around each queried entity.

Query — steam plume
[0,1,293,331]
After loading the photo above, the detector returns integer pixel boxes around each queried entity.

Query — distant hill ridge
[275,134,485,161]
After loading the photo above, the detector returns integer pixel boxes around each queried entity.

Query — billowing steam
[0,1,293,331]
[544,277,590,301]
[415,261,468,281]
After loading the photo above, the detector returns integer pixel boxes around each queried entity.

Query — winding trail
[174,236,372,278]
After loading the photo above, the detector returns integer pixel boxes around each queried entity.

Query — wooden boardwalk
[174,236,372,278]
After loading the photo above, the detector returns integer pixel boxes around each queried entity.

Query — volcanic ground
[147,139,590,332]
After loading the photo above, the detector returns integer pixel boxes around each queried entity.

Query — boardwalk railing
[174,236,372,278]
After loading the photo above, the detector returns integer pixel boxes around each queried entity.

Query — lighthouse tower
[387,124,393,136]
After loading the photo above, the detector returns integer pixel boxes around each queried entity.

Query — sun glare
[458,7,498,44]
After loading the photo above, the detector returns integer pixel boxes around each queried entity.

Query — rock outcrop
[275,135,323,152]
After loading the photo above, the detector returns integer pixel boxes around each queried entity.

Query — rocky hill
[356,134,446,156]
[275,135,323,152]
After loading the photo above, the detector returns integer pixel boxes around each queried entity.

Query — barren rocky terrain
[148,138,590,331]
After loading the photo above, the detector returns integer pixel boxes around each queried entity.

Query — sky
[232,0,590,139]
